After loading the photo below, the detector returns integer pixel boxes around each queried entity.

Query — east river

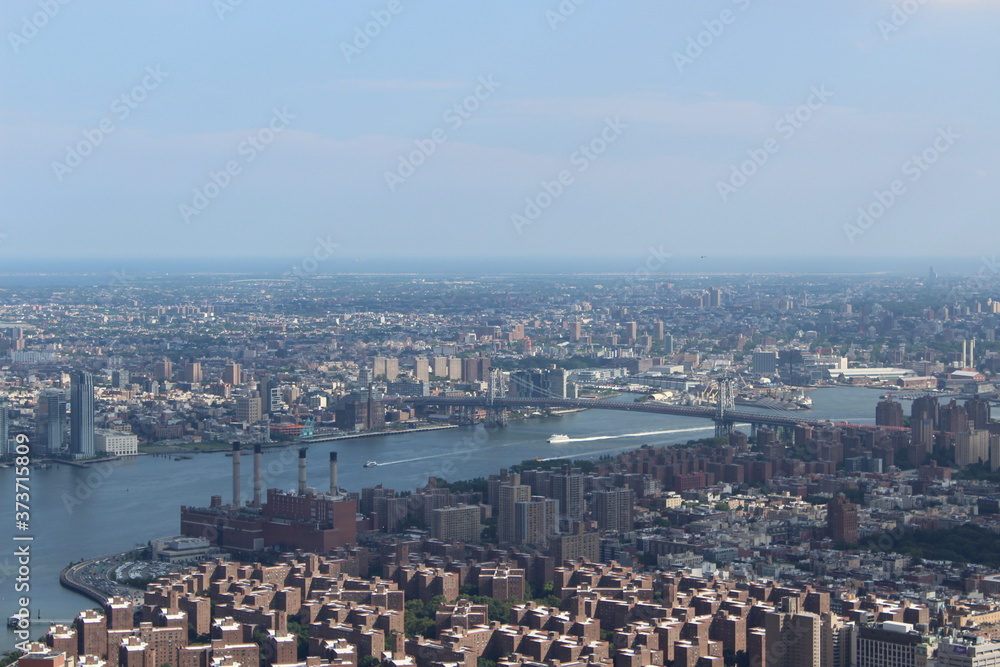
[1,386,886,649]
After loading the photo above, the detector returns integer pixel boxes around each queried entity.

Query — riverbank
[60,552,150,607]
[1,386,889,653]
[0,455,131,469]
[302,424,458,443]
[140,424,460,454]
[53,456,122,468]
[60,558,118,606]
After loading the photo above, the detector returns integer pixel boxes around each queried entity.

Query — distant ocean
[0,255,985,287]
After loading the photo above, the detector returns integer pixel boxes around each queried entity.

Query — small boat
[548,434,570,443]
[364,460,378,468]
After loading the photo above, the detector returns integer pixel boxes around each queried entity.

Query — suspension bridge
[404,376,903,438]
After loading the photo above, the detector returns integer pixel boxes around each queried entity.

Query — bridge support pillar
[486,407,507,428]
[714,419,734,439]
[460,405,476,425]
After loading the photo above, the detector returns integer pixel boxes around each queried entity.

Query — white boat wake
[375,451,459,466]
[368,424,741,467]
[537,423,755,461]
[553,426,715,443]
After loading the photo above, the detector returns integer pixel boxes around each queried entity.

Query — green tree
[287,618,310,660]
[252,628,267,649]
[639,552,658,567]
[464,595,514,623]
[842,487,865,506]
[404,597,445,638]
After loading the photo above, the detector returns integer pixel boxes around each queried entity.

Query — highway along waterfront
[0,386,882,651]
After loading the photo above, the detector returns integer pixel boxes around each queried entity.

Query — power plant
[180,443,356,554]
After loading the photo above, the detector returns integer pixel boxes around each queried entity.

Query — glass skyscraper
[70,370,95,458]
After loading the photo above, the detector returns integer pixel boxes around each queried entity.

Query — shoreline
[301,423,459,444]
[141,424,462,455]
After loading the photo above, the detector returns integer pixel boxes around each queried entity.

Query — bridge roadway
[405,396,908,432]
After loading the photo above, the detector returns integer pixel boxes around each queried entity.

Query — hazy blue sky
[1,0,998,267]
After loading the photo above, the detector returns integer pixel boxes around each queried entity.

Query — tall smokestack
[298,447,308,495]
[962,340,967,369]
[232,442,241,507]
[970,339,976,368]
[253,443,263,508]
[330,451,338,496]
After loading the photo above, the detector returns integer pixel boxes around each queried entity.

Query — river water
[0,386,884,649]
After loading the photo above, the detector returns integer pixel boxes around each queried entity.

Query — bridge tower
[486,368,508,427]
[714,378,736,438]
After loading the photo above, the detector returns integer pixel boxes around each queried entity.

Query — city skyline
[3,266,1000,663]
[2,1,998,263]
[5,4,1000,664]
